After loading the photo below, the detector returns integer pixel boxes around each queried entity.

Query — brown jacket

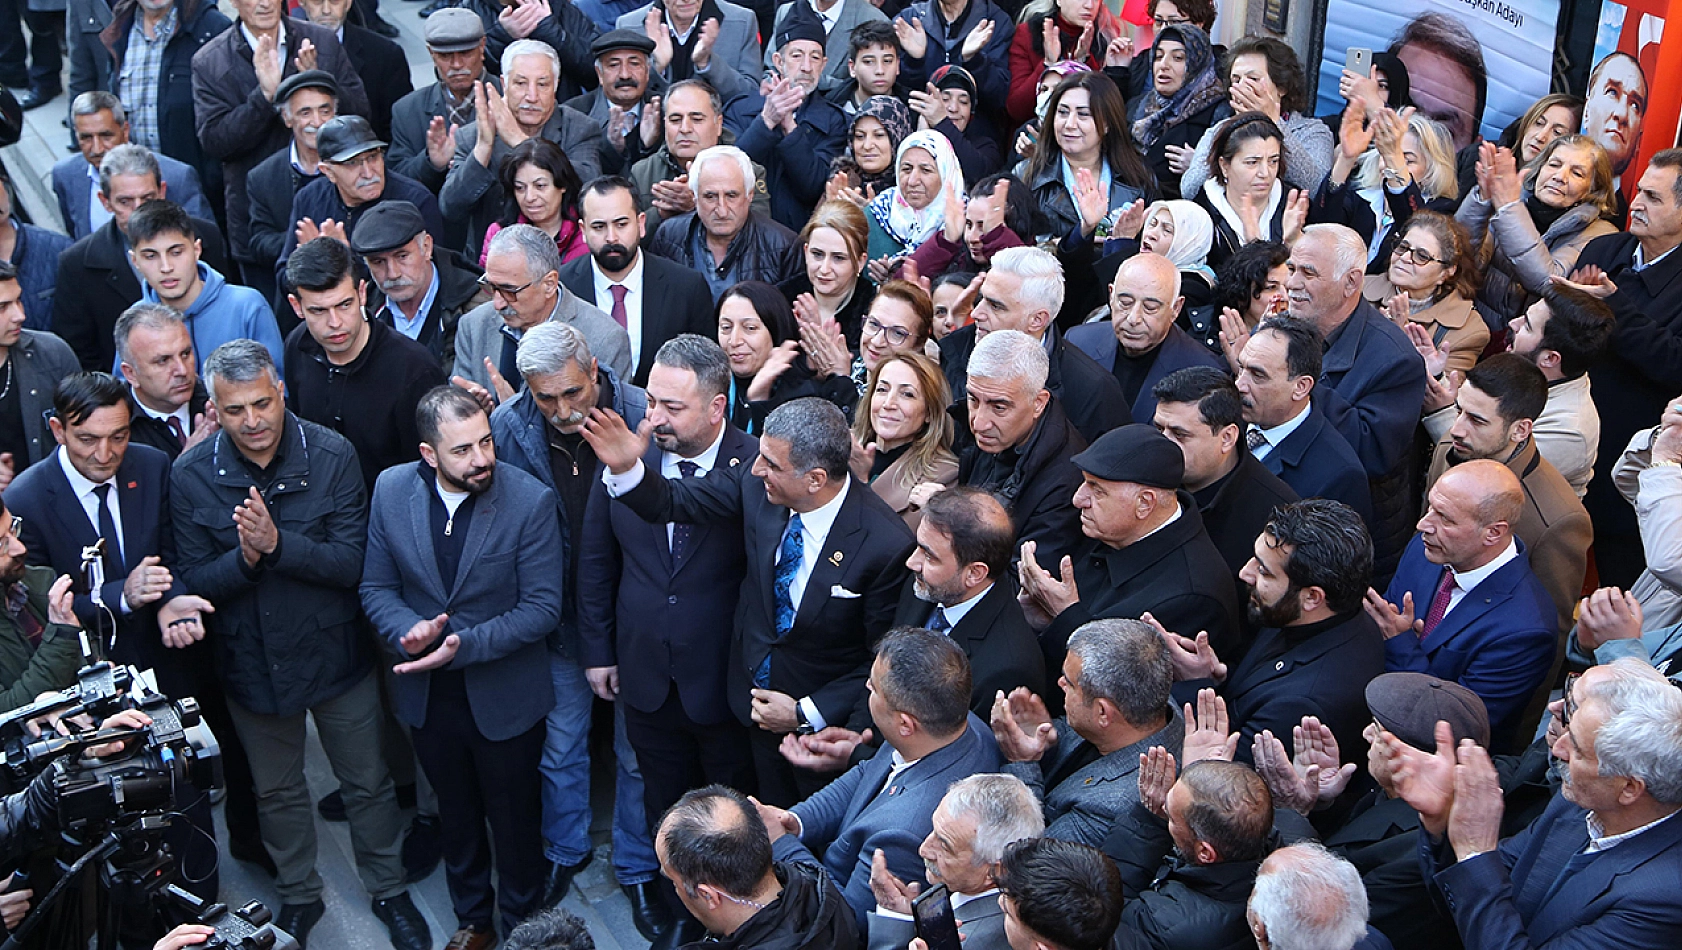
[867,450,960,532]
[1364,279,1489,375]
[1426,438,1591,635]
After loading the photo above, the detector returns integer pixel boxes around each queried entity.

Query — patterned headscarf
[1130,25,1225,150]
[867,130,966,251]
[832,96,914,195]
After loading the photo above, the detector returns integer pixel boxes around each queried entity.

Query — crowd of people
[0,0,1677,949]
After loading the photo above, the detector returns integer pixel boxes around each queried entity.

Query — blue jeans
[540,652,658,884]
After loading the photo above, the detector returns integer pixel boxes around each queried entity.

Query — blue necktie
[670,461,698,561]
[756,513,804,687]
[928,606,951,633]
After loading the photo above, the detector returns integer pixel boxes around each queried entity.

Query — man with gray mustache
[355,200,489,371]
[247,70,342,310]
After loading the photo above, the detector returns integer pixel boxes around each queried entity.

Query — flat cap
[274,69,339,104]
[350,201,427,255]
[424,7,485,52]
[591,28,656,58]
[1069,424,1184,489]
[316,115,385,164]
[774,4,827,51]
[1366,672,1490,751]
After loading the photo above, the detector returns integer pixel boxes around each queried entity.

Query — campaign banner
[1314,1,1563,151]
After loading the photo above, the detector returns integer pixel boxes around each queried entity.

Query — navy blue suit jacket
[51,151,214,240]
[1316,300,1427,480]
[576,426,757,725]
[1257,407,1373,526]
[1064,322,1226,425]
[775,715,1001,932]
[360,461,563,741]
[7,444,184,666]
[1382,537,1556,749]
[1422,791,1682,950]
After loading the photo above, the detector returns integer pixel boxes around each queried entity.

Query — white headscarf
[867,130,966,251]
[1141,200,1216,281]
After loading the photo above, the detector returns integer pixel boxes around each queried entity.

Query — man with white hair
[950,329,1086,568]
[647,145,800,301]
[1271,224,1425,577]
[937,246,1128,444]
[453,223,633,401]
[1385,657,1682,950]
[488,320,655,911]
[865,773,1044,950]
[735,5,849,229]
[440,39,607,256]
[1247,843,1373,950]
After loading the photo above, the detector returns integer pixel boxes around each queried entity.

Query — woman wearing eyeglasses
[797,280,936,399]
[1363,211,1487,376]
[849,352,958,529]
[1456,134,1618,339]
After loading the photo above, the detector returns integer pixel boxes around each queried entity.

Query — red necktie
[167,417,187,448]
[1420,567,1456,636]
[609,284,629,329]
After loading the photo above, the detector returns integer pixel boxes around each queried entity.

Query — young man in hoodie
[127,200,287,378]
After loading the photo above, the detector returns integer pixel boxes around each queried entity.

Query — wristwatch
[794,703,817,736]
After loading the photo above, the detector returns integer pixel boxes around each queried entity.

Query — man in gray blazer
[865,773,1042,950]
[54,92,214,240]
[992,618,1183,847]
[361,384,564,950]
[451,224,632,399]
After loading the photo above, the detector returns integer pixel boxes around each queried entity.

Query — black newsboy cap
[591,29,657,58]
[350,201,427,254]
[1069,424,1184,489]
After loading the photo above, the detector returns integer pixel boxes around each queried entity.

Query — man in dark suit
[753,629,1001,931]
[354,201,487,373]
[295,0,410,141]
[561,178,716,386]
[864,773,1042,950]
[1236,317,1372,526]
[584,395,916,806]
[1018,424,1239,677]
[1165,499,1384,765]
[1151,367,1298,588]
[54,92,214,239]
[1387,661,1682,950]
[1573,150,1682,589]
[360,385,562,950]
[896,487,1044,715]
[938,247,1128,445]
[4,373,264,880]
[51,146,229,373]
[993,618,1182,846]
[577,334,755,943]
[1285,226,1426,576]
[114,303,214,460]
[562,30,667,175]
[1365,461,1556,752]
[1066,254,1226,427]
[955,329,1086,569]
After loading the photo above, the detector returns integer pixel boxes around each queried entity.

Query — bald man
[1067,253,1226,427]
[1363,461,1557,750]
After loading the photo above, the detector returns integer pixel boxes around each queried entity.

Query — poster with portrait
[1588,1,1665,199]
[1314,1,1563,152]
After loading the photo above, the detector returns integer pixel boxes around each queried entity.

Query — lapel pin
[127,481,137,489]
[730,457,740,467]
[829,551,844,566]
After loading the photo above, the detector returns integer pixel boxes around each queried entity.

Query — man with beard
[362,384,563,950]
[488,322,653,912]
[171,340,424,948]
[1583,51,1648,184]
[1497,286,1614,497]
[560,177,716,385]
[578,334,756,944]
[563,30,667,175]
[247,70,340,305]
[1158,499,1385,765]
[355,201,489,372]
[1421,354,1591,644]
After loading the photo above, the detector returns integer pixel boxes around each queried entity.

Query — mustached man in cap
[735,1,848,230]
[1016,423,1239,677]
[247,70,343,305]
[563,29,669,174]
[355,199,489,372]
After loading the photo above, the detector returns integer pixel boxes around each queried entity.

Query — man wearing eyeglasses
[274,115,445,333]
[0,503,98,709]
[451,223,632,407]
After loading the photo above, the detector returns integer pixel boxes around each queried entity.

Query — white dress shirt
[929,582,993,630]
[782,479,852,732]
[58,450,132,612]
[659,424,725,544]
[808,0,842,34]
[1248,403,1311,461]
[1442,538,1520,619]
[133,398,192,441]
[592,252,645,372]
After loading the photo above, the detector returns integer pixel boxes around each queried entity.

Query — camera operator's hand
[159,595,214,648]
[79,709,152,758]
[0,874,31,930]
[153,924,216,950]
[46,575,78,628]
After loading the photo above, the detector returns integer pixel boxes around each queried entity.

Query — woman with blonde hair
[781,200,875,348]
[1320,103,1459,273]
[850,351,959,528]
[1457,133,1618,336]
[1364,210,1487,374]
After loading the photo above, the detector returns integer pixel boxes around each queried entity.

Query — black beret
[1069,424,1184,489]
[775,5,828,52]
[274,69,339,104]
[350,201,427,255]
[591,28,657,58]
[1366,672,1490,751]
